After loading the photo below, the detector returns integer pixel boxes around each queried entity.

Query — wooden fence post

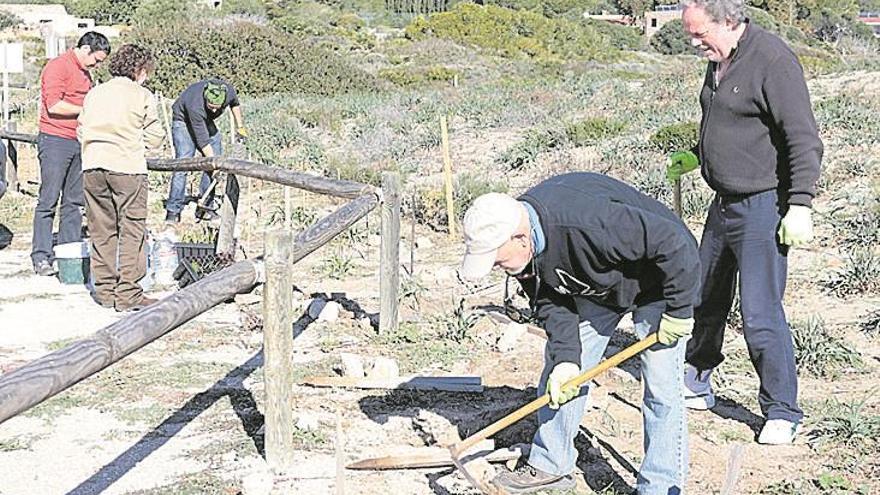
[440,115,455,237]
[379,172,400,335]
[263,230,295,472]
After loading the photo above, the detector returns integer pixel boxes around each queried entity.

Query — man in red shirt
[32,32,110,276]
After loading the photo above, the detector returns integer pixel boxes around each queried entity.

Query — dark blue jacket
[516,173,700,366]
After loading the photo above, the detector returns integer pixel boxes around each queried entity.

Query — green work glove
[235,126,249,143]
[778,205,813,247]
[546,362,580,409]
[666,150,700,183]
[657,314,694,345]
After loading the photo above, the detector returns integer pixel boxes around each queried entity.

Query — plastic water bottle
[152,229,179,287]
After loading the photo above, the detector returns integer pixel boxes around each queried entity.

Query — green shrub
[808,397,880,452]
[0,11,22,29]
[412,173,508,230]
[126,20,381,97]
[814,94,880,145]
[822,248,880,297]
[583,18,644,50]
[860,309,880,338]
[650,19,694,55]
[791,316,863,378]
[649,122,699,152]
[405,3,617,63]
[386,0,452,14]
[483,0,591,19]
[379,65,459,86]
[496,127,566,169]
[565,117,627,146]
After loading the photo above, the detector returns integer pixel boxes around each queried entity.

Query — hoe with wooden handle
[448,333,660,494]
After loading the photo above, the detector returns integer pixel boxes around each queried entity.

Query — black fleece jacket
[515,173,700,367]
[696,21,823,207]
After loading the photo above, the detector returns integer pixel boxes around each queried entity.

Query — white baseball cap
[459,192,522,281]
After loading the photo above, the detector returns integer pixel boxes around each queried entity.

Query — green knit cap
[203,81,227,106]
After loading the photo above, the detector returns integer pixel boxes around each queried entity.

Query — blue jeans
[686,190,802,423]
[32,133,83,265]
[165,121,222,214]
[529,298,688,495]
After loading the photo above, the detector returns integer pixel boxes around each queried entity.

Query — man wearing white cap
[461,172,700,494]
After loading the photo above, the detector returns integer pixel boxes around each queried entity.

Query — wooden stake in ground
[440,115,455,238]
[263,231,295,472]
[720,443,745,495]
[158,94,173,158]
[379,171,401,334]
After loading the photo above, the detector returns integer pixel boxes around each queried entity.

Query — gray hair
[680,0,746,24]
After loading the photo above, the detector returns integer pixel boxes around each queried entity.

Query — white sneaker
[758,419,801,445]
[683,364,716,410]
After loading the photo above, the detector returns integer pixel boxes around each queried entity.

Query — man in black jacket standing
[667,0,822,445]
[460,173,700,494]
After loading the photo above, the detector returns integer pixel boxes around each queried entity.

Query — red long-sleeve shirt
[39,50,93,140]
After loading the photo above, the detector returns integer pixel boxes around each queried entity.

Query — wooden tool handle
[450,333,659,456]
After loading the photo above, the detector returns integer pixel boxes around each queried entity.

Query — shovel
[448,333,660,494]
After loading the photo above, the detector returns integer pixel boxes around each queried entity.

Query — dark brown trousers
[83,170,148,309]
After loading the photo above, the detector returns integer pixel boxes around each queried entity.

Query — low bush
[822,248,880,297]
[650,19,693,55]
[126,19,381,97]
[379,65,460,86]
[649,121,699,152]
[404,3,617,63]
[791,316,863,378]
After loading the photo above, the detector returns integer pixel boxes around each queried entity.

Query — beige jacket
[78,77,165,174]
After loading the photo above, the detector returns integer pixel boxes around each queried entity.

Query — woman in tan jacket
[78,44,165,311]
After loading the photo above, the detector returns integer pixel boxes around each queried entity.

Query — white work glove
[778,205,813,247]
[657,314,694,345]
[546,362,581,409]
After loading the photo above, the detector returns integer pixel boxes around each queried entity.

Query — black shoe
[492,462,576,493]
[34,259,57,277]
[165,211,181,223]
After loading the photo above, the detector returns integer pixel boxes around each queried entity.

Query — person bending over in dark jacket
[459,172,701,495]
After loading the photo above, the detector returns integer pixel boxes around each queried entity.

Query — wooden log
[440,115,455,237]
[301,375,483,393]
[379,172,400,334]
[147,156,373,199]
[347,442,524,471]
[0,129,37,144]
[0,260,260,424]
[0,193,379,424]
[290,193,378,264]
[264,231,295,472]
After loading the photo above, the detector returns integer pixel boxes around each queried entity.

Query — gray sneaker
[34,260,57,277]
[492,462,576,494]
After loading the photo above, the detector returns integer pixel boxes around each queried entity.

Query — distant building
[859,11,880,37]
[0,4,94,33]
[584,5,681,38]
[644,5,681,38]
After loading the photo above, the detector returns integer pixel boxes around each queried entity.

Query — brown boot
[117,296,159,312]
